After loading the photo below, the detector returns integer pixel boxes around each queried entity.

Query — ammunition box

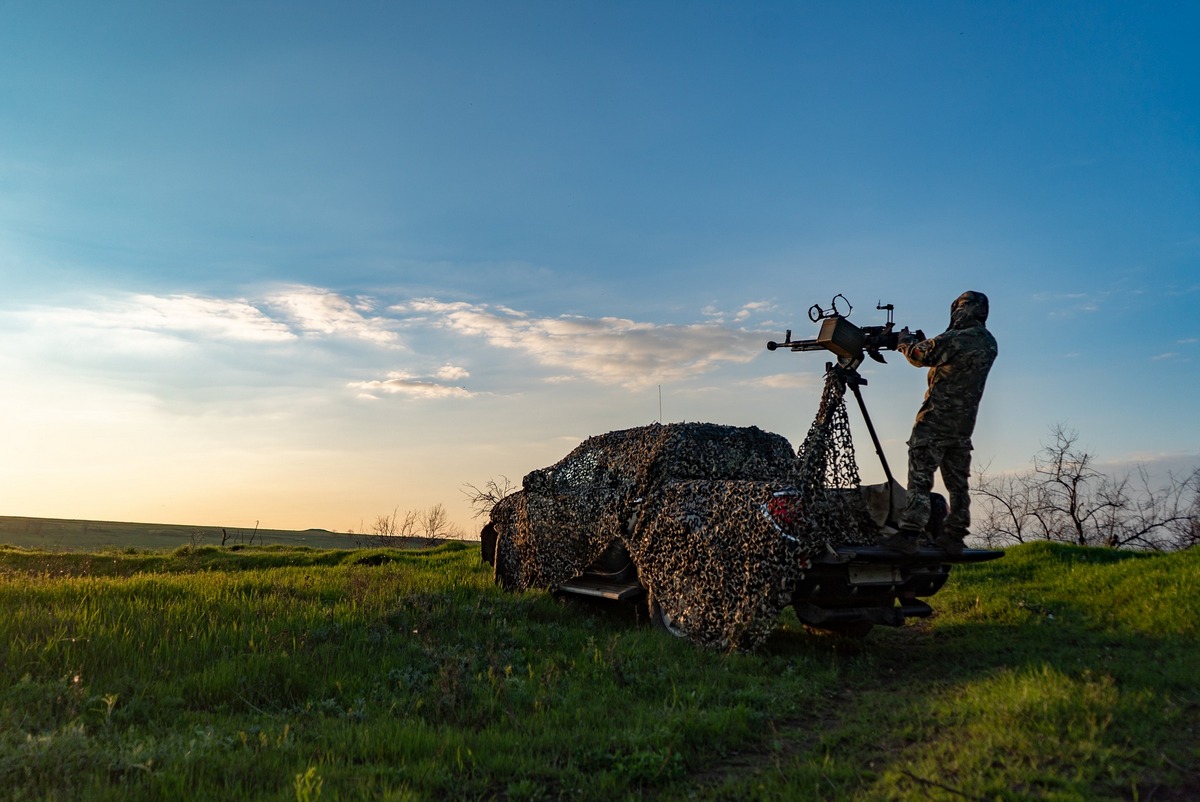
[817,316,865,359]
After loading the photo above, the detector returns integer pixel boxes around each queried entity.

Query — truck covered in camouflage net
[480,300,1002,650]
[480,418,1000,650]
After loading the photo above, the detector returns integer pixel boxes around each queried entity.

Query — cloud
[435,364,470,381]
[12,287,407,355]
[702,300,775,324]
[392,299,766,388]
[266,286,399,346]
[1039,293,1102,317]
[17,293,296,347]
[129,294,298,342]
[1094,452,1200,489]
[348,369,477,400]
[13,287,778,404]
[746,372,821,390]
[735,301,775,321]
[16,286,409,344]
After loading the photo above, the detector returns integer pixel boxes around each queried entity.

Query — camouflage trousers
[897,440,972,537]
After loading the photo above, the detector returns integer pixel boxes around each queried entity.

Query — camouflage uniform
[895,291,998,541]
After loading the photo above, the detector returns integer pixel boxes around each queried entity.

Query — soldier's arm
[898,329,949,367]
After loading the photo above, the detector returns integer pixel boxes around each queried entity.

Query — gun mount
[767,294,905,512]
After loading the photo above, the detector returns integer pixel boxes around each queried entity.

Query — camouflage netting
[489,369,879,650]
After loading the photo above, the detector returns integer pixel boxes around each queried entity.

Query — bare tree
[1034,425,1114,546]
[462,476,516,519]
[220,521,260,547]
[971,463,1043,546]
[1099,464,1200,550]
[354,502,472,547]
[357,506,419,547]
[972,424,1200,550]
[422,503,452,542]
[1180,487,1200,549]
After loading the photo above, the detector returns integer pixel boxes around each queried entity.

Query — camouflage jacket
[898,322,998,448]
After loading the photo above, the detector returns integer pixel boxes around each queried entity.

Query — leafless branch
[972,424,1200,551]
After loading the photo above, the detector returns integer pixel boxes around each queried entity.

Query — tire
[647,591,687,638]
[816,620,874,639]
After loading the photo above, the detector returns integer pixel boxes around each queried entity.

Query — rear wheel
[815,620,874,639]
[647,591,687,638]
[793,602,876,639]
[479,523,498,566]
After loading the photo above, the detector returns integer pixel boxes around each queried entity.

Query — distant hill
[0,515,370,551]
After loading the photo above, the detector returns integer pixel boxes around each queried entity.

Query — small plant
[294,765,323,802]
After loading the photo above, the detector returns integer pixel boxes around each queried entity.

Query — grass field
[1,538,1197,801]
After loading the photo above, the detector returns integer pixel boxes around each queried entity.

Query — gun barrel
[787,340,829,352]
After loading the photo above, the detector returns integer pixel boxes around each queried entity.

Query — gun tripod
[828,361,900,529]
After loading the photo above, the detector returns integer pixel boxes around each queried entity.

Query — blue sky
[2,1,1197,534]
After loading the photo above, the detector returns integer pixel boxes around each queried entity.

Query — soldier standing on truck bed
[879,291,998,555]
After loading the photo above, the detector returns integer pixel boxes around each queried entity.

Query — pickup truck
[480,422,1003,647]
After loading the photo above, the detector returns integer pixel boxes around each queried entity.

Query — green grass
[1,540,1197,801]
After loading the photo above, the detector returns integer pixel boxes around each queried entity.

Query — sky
[2,1,1197,536]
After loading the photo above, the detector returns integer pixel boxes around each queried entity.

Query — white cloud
[348,370,477,400]
[266,286,400,346]
[735,301,775,321]
[702,300,775,324]
[747,372,820,390]
[435,364,470,381]
[1099,452,1200,478]
[13,288,776,405]
[392,299,765,388]
[16,293,296,346]
[11,287,405,355]
[129,294,298,342]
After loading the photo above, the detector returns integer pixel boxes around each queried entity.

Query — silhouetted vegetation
[973,424,1200,550]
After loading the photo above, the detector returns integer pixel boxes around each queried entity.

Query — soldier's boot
[878,528,921,555]
[932,532,966,556]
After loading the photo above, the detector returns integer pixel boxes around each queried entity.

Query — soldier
[880,291,998,555]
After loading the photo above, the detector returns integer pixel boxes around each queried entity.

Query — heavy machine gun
[767,294,904,369]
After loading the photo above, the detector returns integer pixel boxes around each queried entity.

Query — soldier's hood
[949,291,989,330]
